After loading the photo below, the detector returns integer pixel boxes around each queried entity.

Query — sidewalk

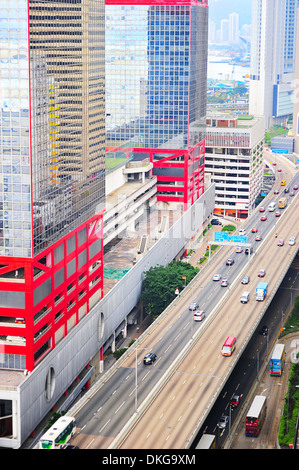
[186,218,241,268]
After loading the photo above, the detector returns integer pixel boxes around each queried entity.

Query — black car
[260,325,268,336]
[143,352,157,365]
[211,218,222,225]
[226,258,234,266]
[284,187,289,193]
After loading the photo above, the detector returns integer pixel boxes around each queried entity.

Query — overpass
[68,157,299,450]
[108,187,299,449]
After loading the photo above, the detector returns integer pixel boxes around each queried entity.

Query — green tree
[140,261,199,317]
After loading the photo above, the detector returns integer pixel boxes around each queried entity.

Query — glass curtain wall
[0,0,106,258]
[106,1,207,155]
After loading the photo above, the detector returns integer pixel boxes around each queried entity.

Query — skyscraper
[0,0,106,372]
[250,0,299,128]
[106,0,208,210]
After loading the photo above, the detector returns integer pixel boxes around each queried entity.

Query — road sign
[214,231,247,244]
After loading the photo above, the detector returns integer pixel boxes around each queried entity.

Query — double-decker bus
[278,197,287,209]
[39,416,76,449]
[196,434,216,449]
[221,336,236,356]
[245,395,267,437]
[270,343,285,376]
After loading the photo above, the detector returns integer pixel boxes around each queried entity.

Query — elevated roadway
[112,188,299,449]
[69,156,298,449]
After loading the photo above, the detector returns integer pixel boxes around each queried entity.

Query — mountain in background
[208,0,252,27]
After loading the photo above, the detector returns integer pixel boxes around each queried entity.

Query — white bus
[39,416,76,449]
[268,201,276,212]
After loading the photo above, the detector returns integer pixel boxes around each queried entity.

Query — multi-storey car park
[204,114,265,219]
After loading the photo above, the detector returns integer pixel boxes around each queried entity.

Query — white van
[240,291,250,304]
[268,202,276,212]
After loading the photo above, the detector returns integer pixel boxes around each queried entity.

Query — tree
[140,261,199,317]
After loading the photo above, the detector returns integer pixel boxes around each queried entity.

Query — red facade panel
[0,212,104,372]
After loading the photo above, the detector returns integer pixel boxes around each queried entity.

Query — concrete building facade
[204,114,265,219]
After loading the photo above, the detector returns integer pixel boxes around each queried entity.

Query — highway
[69,156,298,449]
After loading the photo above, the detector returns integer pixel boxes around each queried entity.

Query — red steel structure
[0,214,104,372]
[105,0,208,210]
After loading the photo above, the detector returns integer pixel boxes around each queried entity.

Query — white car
[289,237,296,246]
[193,310,205,322]
[212,273,222,281]
[236,246,243,253]
[239,229,246,236]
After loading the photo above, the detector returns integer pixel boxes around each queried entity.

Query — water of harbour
[208,55,250,83]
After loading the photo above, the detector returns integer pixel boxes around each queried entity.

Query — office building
[293,5,299,154]
[0,1,105,372]
[205,114,265,219]
[250,0,299,129]
[106,0,208,210]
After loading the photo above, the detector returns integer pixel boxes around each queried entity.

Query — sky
[208,0,252,28]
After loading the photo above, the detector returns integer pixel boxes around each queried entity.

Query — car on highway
[221,278,228,287]
[259,207,265,212]
[277,168,282,172]
[290,191,295,197]
[226,258,234,266]
[274,189,279,194]
[260,215,267,221]
[218,415,229,429]
[230,394,242,407]
[239,229,246,236]
[241,276,250,284]
[189,302,199,311]
[143,353,157,365]
[275,211,281,217]
[258,269,266,277]
[245,247,253,255]
[294,184,298,190]
[277,239,284,246]
[212,273,222,281]
[255,235,262,241]
[289,237,296,246]
[284,187,289,193]
[260,325,268,336]
[236,246,243,253]
[251,227,258,233]
[193,310,205,322]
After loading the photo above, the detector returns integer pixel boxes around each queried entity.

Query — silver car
[289,237,296,246]
[218,415,229,429]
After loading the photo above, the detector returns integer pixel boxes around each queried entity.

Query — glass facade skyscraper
[106,0,208,208]
[0,0,105,371]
